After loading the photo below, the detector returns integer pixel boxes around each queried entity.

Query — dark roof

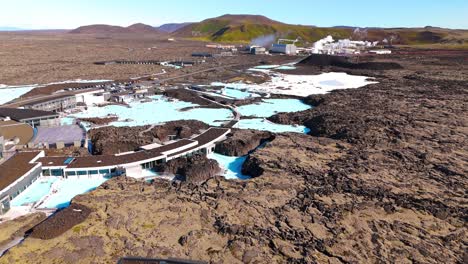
[0,108,59,121]
[22,94,75,106]
[193,128,229,145]
[157,139,196,153]
[41,128,230,169]
[0,151,41,191]
[37,156,70,166]
[168,128,230,157]
[65,140,197,169]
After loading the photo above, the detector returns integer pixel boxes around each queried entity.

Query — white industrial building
[311,35,379,55]
[270,44,297,55]
[75,89,109,106]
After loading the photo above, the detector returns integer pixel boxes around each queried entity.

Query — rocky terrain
[155,154,221,183]
[0,213,46,253]
[77,116,118,125]
[89,120,209,155]
[0,50,466,263]
[215,129,274,156]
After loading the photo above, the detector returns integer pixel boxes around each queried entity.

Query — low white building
[75,89,107,106]
[270,44,297,55]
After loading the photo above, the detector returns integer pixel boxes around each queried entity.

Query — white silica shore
[217,71,377,97]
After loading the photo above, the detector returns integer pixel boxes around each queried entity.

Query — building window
[99,169,110,175]
[77,171,87,176]
[51,169,63,176]
[66,171,76,176]
[89,170,98,175]
[43,169,51,176]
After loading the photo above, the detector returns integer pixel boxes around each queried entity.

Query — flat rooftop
[0,151,41,191]
[22,93,76,107]
[0,108,58,121]
[0,120,34,145]
[32,125,86,146]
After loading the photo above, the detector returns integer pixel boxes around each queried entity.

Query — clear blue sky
[1,0,467,29]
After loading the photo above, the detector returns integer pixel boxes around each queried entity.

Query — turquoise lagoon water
[60,117,76,126]
[72,96,311,134]
[221,88,259,99]
[209,153,250,180]
[39,176,109,209]
[275,65,297,70]
[236,118,310,133]
[73,95,233,127]
[0,85,36,105]
[253,65,296,70]
[210,82,261,99]
[237,99,311,117]
[254,65,280,69]
[10,177,58,206]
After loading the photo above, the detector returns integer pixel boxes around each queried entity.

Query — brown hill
[173,14,468,46]
[156,22,193,33]
[70,24,132,34]
[127,23,160,34]
[70,23,161,34]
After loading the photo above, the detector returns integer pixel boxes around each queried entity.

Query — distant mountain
[0,26,27,31]
[173,14,349,43]
[70,23,161,34]
[156,22,192,33]
[173,14,467,45]
[127,23,161,34]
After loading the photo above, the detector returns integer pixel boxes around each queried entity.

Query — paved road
[156,62,249,83]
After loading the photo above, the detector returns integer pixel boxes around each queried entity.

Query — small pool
[60,117,76,126]
[39,176,109,209]
[236,118,310,134]
[10,177,58,207]
[209,153,250,180]
[237,99,311,117]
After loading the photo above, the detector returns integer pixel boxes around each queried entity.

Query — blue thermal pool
[221,88,259,99]
[237,99,311,117]
[275,65,297,70]
[10,177,58,207]
[209,153,250,180]
[39,176,109,209]
[73,95,233,127]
